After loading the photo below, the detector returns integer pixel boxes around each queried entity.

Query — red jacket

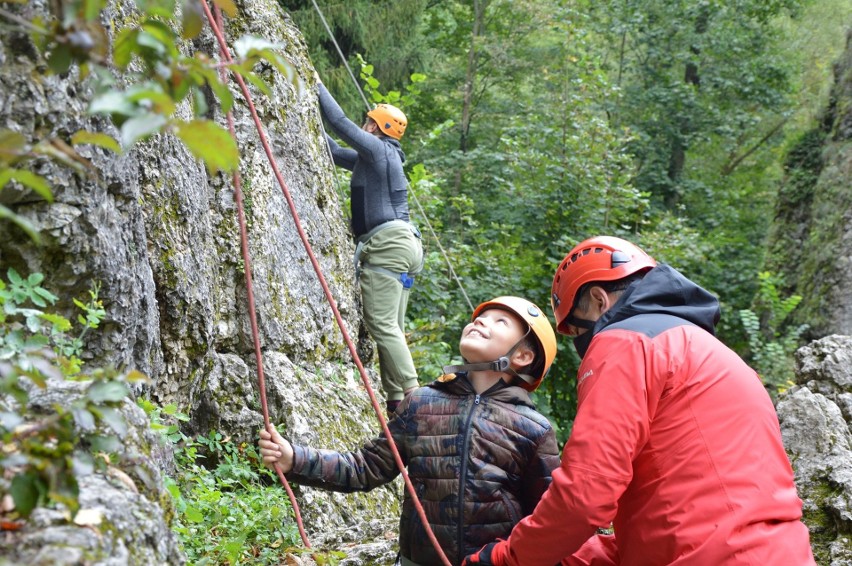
[503,265,814,565]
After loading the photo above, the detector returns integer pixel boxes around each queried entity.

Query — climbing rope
[209,4,312,551]
[309,0,475,312]
[201,4,452,565]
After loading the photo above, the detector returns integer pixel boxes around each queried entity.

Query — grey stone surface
[0,0,396,562]
[778,335,852,564]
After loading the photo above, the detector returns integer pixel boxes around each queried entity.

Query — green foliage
[140,406,313,566]
[0,268,143,520]
[7,0,306,176]
[280,0,431,118]
[357,54,427,108]
[739,271,808,396]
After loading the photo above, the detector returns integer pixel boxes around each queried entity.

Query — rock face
[0,379,185,565]
[765,30,852,338]
[778,335,852,565]
[0,0,398,563]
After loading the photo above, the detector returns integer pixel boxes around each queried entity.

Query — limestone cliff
[765,30,852,338]
[0,0,398,562]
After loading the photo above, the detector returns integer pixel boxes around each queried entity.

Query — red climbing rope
[201,4,452,565]
[210,5,312,551]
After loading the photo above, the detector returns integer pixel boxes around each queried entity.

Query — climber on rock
[317,82,424,417]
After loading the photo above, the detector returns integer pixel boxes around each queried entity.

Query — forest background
[2,0,852,563]
[287,0,851,441]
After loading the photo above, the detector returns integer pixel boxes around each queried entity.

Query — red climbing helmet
[551,236,656,335]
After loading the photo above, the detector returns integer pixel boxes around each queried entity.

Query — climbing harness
[201,4,451,565]
[352,219,424,286]
[310,0,474,312]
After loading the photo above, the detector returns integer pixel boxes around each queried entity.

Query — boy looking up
[260,296,560,566]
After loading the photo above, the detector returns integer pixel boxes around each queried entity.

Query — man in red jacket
[464,236,815,565]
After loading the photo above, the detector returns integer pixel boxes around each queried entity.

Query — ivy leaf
[95,406,128,437]
[124,369,149,384]
[136,0,176,19]
[0,130,27,164]
[184,505,204,523]
[233,36,282,61]
[238,70,272,97]
[181,0,204,39]
[88,434,121,453]
[140,21,179,59]
[190,63,234,113]
[47,44,72,75]
[113,28,140,69]
[82,0,107,22]
[0,410,23,430]
[89,91,138,118]
[72,450,95,477]
[173,120,239,173]
[71,131,121,153]
[120,113,167,149]
[125,83,176,115]
[73,407,97,432]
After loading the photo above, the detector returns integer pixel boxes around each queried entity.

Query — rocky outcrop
[0,379,184,565]
[0,0,397,562]
[778,335,852,564]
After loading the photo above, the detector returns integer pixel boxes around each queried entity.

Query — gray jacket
[318,84,410,238]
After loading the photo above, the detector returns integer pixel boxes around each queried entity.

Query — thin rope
[310,0,474,312]
[200,5,451,566]
[211,4,312,550]
[309,0,370,110]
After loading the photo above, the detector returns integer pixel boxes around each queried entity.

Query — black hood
[575,264,721,358]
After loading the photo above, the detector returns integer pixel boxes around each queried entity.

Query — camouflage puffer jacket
[286,374,560,565]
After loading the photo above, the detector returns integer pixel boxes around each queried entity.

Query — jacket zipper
[456,393,481,564]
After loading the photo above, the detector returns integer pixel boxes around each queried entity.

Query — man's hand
[461,540,508,566]
[258,424,294,473]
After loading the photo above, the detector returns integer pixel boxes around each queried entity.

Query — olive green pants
[359,223,424,401]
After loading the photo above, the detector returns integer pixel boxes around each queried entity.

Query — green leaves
[120,113,168,148]
[173,120,239,173]
[211,0,237,18]
[71,130,121,153]
[10,473,45,517]
[165,429,304,565]
[0,269,137,518]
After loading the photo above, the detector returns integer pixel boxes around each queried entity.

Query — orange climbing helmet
[551,236,657,335]
[367,103,408,139]
[471,296,557,391]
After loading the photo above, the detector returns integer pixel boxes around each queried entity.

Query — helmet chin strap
[442,328,536,387]
[566,313,596,330]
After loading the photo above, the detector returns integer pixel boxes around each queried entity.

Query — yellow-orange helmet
[367,103,408,139]
[471,296,557,391]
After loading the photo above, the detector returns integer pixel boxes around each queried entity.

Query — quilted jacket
[286,373,560,565]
